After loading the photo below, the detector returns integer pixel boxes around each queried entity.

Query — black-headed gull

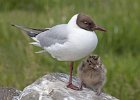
[12,13,106,90]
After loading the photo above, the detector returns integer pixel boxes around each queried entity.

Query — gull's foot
[67,83,80,90]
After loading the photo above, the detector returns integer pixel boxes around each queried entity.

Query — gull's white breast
[45,28,98,61]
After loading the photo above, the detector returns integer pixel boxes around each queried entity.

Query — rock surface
[0,87,21,100]
[12,73,118,100]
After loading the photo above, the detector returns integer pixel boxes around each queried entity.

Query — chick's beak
[94,25,107,32]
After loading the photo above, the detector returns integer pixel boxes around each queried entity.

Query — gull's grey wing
[36,24,68,47]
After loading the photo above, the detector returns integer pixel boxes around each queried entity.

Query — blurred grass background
[0,0,140,99]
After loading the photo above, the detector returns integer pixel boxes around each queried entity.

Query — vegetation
[0,0,140,100]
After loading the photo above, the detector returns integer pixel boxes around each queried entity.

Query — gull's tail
[12,24,48,53]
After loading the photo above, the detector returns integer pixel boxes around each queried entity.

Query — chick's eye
[89,23,92,25]
[83,21,88,24]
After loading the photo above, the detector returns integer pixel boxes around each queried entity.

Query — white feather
[31,37,39,42]
[35,50,46,53]
[30,42,41,47]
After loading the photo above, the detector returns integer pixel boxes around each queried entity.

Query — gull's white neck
[68,14,79,29]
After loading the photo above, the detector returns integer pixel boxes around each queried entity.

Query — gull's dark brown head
[76,13,107,32]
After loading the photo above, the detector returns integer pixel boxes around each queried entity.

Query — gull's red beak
[94,25,107,32]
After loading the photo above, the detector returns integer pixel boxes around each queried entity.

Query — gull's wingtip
[11,24,23,30]
[11,24,14,26]
[11,24,22,28]
[11,24,48,37]
[11,24,17,27]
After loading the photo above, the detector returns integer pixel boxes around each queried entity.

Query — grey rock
[13,73,119,100]
[0,87,21,100]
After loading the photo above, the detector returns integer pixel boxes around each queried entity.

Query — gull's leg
[67,62,79,90]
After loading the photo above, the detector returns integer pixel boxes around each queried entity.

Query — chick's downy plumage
[77,55,106,95]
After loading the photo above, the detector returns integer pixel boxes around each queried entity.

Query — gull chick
[77,55,106,95]
[12,13,106,90]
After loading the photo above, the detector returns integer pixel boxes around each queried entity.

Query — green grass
[0,0,140,100]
